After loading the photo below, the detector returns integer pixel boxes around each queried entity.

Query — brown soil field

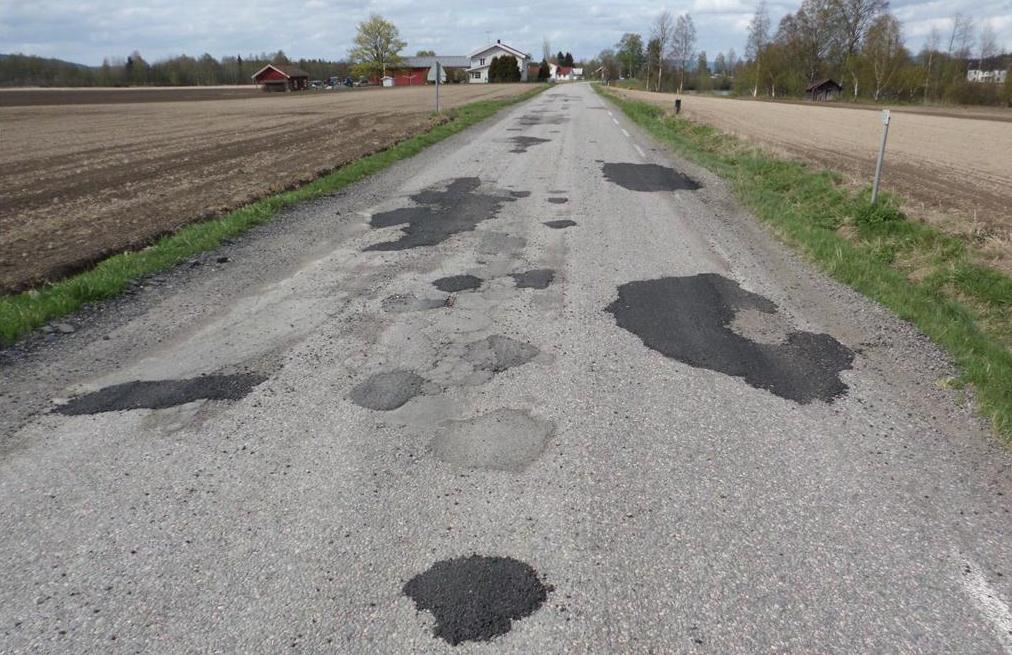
[615,89,1012,261]
[0,84,529,292]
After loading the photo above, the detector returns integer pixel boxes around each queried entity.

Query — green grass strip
[0,86,546,346]
[596,85,1012,440]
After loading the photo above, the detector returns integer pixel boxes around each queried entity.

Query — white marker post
[435,61,441,114]
[871,109,891,204]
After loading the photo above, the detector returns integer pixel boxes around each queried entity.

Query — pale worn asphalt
[1,83,1011,654]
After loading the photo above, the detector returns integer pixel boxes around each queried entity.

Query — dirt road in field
[0,85,528,292]
[614,89,1012,239]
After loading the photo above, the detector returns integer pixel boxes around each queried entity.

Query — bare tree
[671,13,697,92]
[832,0,888,96]
[979,21,998,67]
[651,10,675,91]
[746,1,771,96]
[864,13,903,100]
[947,13,975,58]
[923,26,940,102]
[543,37,552,63]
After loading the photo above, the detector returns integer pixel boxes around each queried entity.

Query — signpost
[435,61,441,114]
[871,109,891,204]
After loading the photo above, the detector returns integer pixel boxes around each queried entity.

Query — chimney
[497,39,501,44]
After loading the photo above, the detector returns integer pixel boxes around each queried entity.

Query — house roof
[251,63,310,80]
[403,56,470,68]
[805,78,842,92]
[469,41,529,60]
[557,66,574,76]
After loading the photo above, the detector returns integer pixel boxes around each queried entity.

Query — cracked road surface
[2,83,1011,653]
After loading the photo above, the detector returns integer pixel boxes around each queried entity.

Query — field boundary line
[0,86,548,346]
[594,84,1012,442]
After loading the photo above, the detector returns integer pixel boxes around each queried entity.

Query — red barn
[251,64,310,92]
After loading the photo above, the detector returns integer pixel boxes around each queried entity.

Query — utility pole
[435,61,441,113]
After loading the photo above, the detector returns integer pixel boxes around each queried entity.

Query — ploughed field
[614,88,1012,247]
[0,84,528,293]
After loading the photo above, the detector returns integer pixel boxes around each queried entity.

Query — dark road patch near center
[509,136,550,153]
[433,275,483,293]
[404,554,552,645]
[365,178,515,251]
[543,219,577,229]
[606,274,853,403]
[348,370,426,411]
[55,373,267,415]
[602,162,700,192]
[547,197,568,204]
[510,269,555,289]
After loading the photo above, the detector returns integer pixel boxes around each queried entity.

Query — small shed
[806,78,843,102]
[251,64,310,92]
[381,76,395,88]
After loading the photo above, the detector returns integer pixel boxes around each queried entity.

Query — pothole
[365,178,515,251]
[602,162,700,192]
[382,294,446,313]
[403,554,552,645]
[543,220,577,229]
[509,136,550,153]
[606,274,853,403]
[433,275,483,293]
[510,269,555,289]
[463,335,539,373]
[431,408,554,471]
[348,370,426,411]
[55,373,267,415]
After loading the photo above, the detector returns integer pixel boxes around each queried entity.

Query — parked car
[309,80,324,90]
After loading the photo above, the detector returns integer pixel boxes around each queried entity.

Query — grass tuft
[597,84,1012,441]
[0,86,546,346]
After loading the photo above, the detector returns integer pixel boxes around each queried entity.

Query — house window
[479,58,485,66]
[471,72,481,79]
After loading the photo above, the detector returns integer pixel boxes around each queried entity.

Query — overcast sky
[1,0,1009,66]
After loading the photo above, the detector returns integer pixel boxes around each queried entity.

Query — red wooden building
[251,64,310,92]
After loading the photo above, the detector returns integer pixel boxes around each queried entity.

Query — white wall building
[467,40,530,83]
[967,68,1008,84]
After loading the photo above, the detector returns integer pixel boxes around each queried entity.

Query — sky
[1,0,1010,66]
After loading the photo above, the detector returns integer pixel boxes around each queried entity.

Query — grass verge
[596,84,1012,440]
[0,86,546,346]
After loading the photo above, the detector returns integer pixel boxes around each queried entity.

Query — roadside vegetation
[0,86,545,347]
[597,85,1012,440]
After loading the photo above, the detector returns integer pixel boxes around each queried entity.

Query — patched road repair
[1,83,1010,654]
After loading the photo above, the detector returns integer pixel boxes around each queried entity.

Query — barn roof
[403,56,470,68]
[806,78,842,92]
[250,63,310,81]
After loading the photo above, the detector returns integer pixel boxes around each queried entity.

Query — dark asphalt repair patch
[606,274,854,403]
[543,219,577,229]
[433,275,483,293]
[365,178,514,251]
[348,370,426,411]
[515,113,567,126]
[510,269,555,290]
[509,190,531,198]
[602,162,700,192]
[404,555,551,645]
[55,374,267,415]
[509,136,550,153]
[547,197,568,204]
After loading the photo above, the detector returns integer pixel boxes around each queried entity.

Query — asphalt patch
[432,408,554,471]
[547,197,568,204]
[55,374,267,415]
[602,162,700,192]
[464,335,539,373]
[433,274,483,293]
[510,269,555,290]
[509,136,550,153]
[348,370,426,410]
[543,220,577,229]
[509,191,531,198]
[515,113,567,126]
[365,178,514,251]
[606,274,854,403]
[403,554,552,645]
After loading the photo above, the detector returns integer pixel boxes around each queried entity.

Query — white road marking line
[960,555,1012,654]
[607,111,613,117]
[621,129,631,138]
[611,117,620,125]
[634,144,646,158]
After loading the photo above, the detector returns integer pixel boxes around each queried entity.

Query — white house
[467,40,531,83]
[967,68,1008,84]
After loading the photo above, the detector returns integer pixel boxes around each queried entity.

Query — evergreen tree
[537,59,550,81]
[564,52,574,67]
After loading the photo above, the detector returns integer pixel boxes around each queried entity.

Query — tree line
[587,1,1011,106]
[0,51,348,87]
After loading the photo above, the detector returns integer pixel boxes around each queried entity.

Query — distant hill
[0,53,96,86]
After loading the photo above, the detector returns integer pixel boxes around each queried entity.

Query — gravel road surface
[2,83,1011,654]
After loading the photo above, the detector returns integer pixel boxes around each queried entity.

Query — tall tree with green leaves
[616,33,645,79]
[349,14,406,79]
